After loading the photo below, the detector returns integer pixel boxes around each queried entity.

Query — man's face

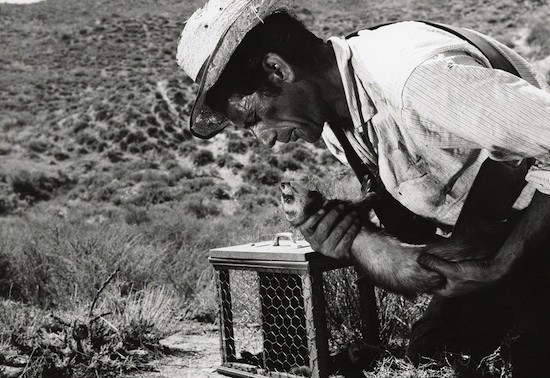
[224,79,327,148]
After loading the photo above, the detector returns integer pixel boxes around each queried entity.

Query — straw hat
[177,0,293,139]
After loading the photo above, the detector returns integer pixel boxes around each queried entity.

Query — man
[177,0,550,374]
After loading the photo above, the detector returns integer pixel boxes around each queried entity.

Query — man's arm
[419,190,550,297]
[405,52,550,296]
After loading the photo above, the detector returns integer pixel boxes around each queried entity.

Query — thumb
[417,253,459,277]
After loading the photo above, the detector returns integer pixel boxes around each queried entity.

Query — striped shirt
[322,21,550,227]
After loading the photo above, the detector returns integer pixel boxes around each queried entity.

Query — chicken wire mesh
[215,265,366,377]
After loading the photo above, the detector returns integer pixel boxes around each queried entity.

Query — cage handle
[271,232,299,248]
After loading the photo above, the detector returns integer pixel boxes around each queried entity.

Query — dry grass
[364,355,456,378]
[0,284,181,378]
[1,0,549,376]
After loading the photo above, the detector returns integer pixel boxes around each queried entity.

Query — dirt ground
[135,321,226,378]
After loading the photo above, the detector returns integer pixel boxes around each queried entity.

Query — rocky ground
[140,322,224,378]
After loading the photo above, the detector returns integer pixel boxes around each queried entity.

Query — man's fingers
[323,211,357,247]
[417,253,459,277]
[305,205,345,246]
[423,270,447,291]
[299,208,328,237]
[331,218,361,258]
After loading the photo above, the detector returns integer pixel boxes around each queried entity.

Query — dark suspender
[332,21,533,242]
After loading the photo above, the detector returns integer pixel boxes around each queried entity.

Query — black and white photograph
[1,0,550,377]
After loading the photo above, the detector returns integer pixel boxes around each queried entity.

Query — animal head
[279,181,325,226]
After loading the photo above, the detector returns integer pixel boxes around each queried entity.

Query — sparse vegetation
[1,0,548,376]
[192,149,215,166]
[243,163,282,185]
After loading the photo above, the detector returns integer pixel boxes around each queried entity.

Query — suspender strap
[418,21,521,77]
[346,21,520,77]
[330,123,438,243]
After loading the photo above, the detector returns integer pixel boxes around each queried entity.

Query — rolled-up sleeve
[403,52,550,194]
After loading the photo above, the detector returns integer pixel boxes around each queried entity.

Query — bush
[242,163,281,185]
[227,139,248,154]
[240,194,279,211]
[10,170,74,204]
[211,184,231,200]
[124,205,151,225]
[217,153,238,168]
[179,141,198,154]
[267,155,279,167]
[192,149,215,166]
[320,149,339,165]
[184,195,222,218]
[291,146,313,163]
[179,177,216,195]
[0,189,19,216]
[235,183,255,197]
[168,165,194,182]
[527,21,550,58]
[0,285,180,378]
[278,156,301,171]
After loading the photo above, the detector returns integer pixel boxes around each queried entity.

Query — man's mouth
[254,123,300,148]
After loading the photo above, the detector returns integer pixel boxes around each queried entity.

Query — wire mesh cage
[209,233,379,378]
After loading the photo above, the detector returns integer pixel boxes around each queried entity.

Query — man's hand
[417,254,505,297]
[299,203,362,259]
[418,191,550,297]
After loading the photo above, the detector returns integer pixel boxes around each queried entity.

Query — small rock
[6,355,28,367]
[1,366,24,378]
[127,349,148,357]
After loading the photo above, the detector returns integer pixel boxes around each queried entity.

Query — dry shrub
[183,194,222,218]
[526,20,550,59]
[10,170,74,205]
[290,146,314,163]
[227,139,248,154]
[192,149,215,166]
[242,163,281,185]
[124,205,151,225]
[211,184,232,200]
[0,219,167,307]
[184,277,218,323]
[0,285,180,378]
[93,285,180,351]
[376,291,431,345]
[364,354,455,378]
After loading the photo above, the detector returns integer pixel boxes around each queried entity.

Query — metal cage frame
[209,233,379,378]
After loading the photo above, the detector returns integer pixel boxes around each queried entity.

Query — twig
[89,267,121,318]
[98,316,119,333]
[89,312,113,325]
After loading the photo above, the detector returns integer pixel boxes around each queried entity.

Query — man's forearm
[349,227,444,296]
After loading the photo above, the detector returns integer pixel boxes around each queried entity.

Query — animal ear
[308,190,324,203]
[304,190,325,215]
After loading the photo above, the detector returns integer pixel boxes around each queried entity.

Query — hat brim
[190,81,233,139]
[184,1,293,139]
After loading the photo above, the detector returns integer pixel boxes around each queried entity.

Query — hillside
[1,0,550,376]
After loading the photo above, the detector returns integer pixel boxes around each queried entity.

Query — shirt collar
[328,35,377,131]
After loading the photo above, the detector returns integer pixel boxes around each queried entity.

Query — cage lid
[209,232,320,261]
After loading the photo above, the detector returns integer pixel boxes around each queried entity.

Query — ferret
[279,180,500,296]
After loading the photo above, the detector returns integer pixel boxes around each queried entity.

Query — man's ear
[262,53,296,84]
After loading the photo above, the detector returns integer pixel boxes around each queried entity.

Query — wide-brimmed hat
[177,0,293,139]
